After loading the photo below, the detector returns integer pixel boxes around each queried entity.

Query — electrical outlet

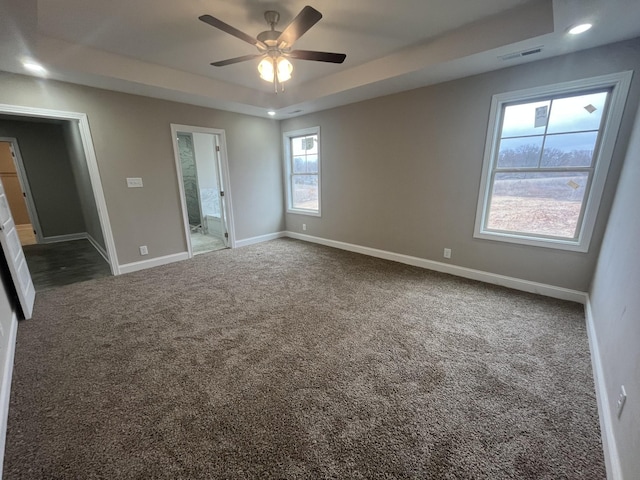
[302,224,307,231]
[139,245,148,256]
[444,248,452,259]
[616,385,627,418]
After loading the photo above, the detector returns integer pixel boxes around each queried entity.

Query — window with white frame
[284,127,321,216]
[474,72,632,252]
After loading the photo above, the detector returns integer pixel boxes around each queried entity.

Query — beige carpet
[4,239,605,479]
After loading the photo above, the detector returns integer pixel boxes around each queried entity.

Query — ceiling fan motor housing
[264,11,280,27]
[257,30,282,48]
[258,11,284,50]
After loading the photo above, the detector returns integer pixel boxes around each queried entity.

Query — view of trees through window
[290,133,319,211]
[486,90,609,239]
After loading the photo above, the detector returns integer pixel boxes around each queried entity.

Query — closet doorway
[171,125,235,257]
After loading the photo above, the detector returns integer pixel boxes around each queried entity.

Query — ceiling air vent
[499,46,543,61]
[287,109,303,115]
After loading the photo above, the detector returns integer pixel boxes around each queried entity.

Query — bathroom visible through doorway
[172,125,235,257]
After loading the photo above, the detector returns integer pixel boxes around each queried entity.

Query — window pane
[547,91,608,134]
[292,156,306,174]
[497,136,543,168]
[291,138,305,156]
[501,100,550,138]
[292,135,317,156]
[541,132,597,167]
[305,135,318,154]
[306,155,318,174]
[487,172,589,238]
[292,175,318,211]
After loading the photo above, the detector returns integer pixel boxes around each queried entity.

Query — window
[474,72,632,251]
[284,127,321,216]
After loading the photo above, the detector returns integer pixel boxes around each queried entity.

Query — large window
[474,72,631,251]
[284,127,321,216]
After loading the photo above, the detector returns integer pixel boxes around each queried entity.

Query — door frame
[0,138,44,244]
[0,103,119,274]
[170,124,236,257]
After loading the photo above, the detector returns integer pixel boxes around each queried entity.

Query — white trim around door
[170,124,236,257]
[0,103,120,275]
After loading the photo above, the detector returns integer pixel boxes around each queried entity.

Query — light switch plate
[127,177,143,188]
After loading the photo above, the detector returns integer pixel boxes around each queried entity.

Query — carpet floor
[4,239,605,479]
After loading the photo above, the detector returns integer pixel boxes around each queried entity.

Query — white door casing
[170,124,236,256]
[0,104,119,275]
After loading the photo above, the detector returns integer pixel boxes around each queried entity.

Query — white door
[0,179,35,319]
[213,136,230,247]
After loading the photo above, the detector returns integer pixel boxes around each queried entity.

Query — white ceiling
[1,0,640,118]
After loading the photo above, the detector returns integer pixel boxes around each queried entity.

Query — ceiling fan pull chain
[274,58,278,93]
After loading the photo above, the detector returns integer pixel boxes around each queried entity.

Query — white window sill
[474,230,588,252]
[286,208,321,217]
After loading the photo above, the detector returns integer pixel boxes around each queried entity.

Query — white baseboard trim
[584,297,622,480]
[40,232,87,244]
[118,252,190,275]
[235,231,287,248]
[118,231,285,273]
[0,312,18,479]
[285,232,587,303]
[85,234,109,263]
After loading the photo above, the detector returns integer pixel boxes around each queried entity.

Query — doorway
[0,103,119,277]
[0,139,38,246]
[171,125,235,257]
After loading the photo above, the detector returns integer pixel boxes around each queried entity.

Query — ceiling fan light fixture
[258,57,275,82]
[276,57,293,83]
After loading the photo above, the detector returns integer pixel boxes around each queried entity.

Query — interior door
[214,136,230,247]
[0,179,35,319]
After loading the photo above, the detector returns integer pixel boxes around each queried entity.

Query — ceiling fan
[199,5,346,92]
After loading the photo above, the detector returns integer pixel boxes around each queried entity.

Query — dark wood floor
[23,239,112,291]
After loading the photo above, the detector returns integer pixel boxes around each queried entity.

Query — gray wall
[62,120,105,250]
[281,38,640,291]
[0,118,86,238]
[0,73,284,265]
[589,101,640,479]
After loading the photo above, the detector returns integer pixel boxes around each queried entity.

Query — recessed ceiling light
[267,110,276,116]
[568,23,592,35]
[22,60,47,75]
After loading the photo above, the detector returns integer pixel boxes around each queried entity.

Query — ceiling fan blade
[289,50,346,63]
[277,6,322,47]
[211,54,264,67]
[199,15,266,49]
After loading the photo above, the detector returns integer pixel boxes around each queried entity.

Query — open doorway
[0,139,38,246]
[0,103,119,289]
[171,125,235,257]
